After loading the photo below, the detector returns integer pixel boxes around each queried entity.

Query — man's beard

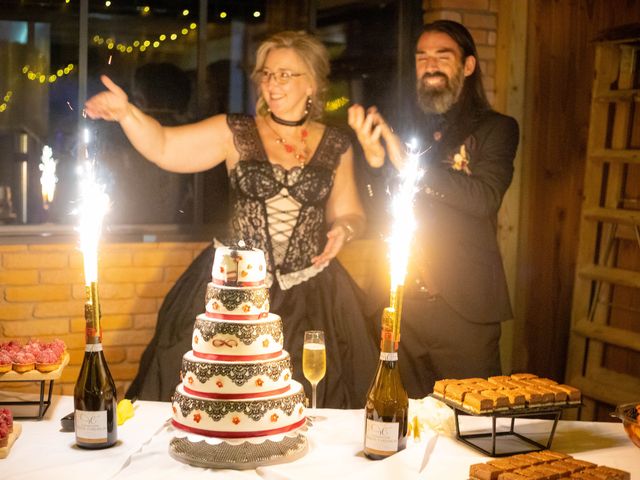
[416,67,464,115]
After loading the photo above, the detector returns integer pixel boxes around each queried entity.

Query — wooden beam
[573,318,640,352]
[578,264,640,288]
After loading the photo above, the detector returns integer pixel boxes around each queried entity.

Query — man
[349,20,519,398]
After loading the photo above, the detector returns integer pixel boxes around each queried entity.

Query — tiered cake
[171,246,306,439]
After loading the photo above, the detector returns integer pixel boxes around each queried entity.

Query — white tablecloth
[2,395,638,479]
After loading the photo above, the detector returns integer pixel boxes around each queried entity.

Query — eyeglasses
[260,70,305,85]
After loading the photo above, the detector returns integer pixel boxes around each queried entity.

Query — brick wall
[423,0,500,105]
[0,241,209,398]
[0,239,381,399]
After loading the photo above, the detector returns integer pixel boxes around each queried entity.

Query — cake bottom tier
[171,381,306,438]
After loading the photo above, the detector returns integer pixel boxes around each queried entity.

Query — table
[1,395,638,479]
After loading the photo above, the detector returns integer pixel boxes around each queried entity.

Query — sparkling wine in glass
[302,330,326,411]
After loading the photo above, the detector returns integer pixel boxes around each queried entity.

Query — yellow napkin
[117,399,135,425]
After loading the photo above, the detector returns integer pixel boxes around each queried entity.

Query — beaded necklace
[264,118,310,169]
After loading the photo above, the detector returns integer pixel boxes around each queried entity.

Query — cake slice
[518,388,543,407]
[432,379,460,398]
[463,392,494,414]
[470,463,503,480]
[497,389,526,409]
[587,466,630,480]
[444,383,473,405]
[511,373,538,380]
[552,384,581,404]
[480,390,510,410]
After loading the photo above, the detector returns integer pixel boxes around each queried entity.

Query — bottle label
[85,343,103,352]
[365,418,400,454]
[379,351,397,361]
[75,409,108,443]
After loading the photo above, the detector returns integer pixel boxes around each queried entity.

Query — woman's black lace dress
[127,114,379,408]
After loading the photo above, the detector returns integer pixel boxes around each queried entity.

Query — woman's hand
[84,75,132,122]
[311,223,348,268]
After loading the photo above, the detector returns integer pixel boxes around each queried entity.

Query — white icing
[205,283,270,318]
[181,350,292,396]
[192,313,283,358]
[211,246,267,286]
[172,381,306,435]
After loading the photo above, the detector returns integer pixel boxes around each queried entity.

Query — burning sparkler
[384,139,424,346]
[39,145,58,209]
[73,129,110,326]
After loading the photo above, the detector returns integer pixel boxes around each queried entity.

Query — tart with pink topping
[35,348,61,373]
[0,352,11,374]
[11,351,35,373]
[0,423,8,448]
[0,408,13,434]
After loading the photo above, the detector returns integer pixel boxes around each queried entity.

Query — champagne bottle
[363,307,408,460]
[74,282,118,449]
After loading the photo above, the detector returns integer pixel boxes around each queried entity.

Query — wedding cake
[171,246,307,439]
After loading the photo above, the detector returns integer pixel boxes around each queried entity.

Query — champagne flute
[302,330,326,412]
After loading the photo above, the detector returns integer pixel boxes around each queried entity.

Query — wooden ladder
[565,34,640,420]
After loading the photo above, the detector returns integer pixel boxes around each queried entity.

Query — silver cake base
[169,431,308,470]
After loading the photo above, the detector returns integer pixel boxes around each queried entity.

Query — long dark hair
[419,20,491,113]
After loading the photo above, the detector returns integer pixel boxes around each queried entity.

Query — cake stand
[168,418,310,470]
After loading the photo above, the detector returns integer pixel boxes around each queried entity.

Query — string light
[21,64,75,83]
[253,11,261,18]
[182,9,189,16]
[220,12,227,19]
[91,22,197,54]
[0,90,12,113]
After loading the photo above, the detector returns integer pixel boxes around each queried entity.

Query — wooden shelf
[589,149,640,164]
[582,207,640,226]
[568,369,640,407]
[594,89,640,102]
[578,264,640,288]
[573,318,640,351]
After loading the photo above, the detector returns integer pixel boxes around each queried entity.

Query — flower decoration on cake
[212,302,219,311]
[270,413,279,422]
[216,380,224,388]
[255,378,264,387]
[263,339,270,348]
[241,270,248,278]
[232,416,241,425]
[194,335,199,344]
[187,376,194,385]
[284,373,290,381]
[242,305,251,313]
[193,413,201,423]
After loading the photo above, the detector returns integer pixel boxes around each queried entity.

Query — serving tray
[0,353,70,419]
[430,394,581,457]
[0,422,22,459]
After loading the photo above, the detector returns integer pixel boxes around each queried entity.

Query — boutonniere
[451,144,472,175]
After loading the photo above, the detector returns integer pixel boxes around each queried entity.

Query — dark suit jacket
[364,109,519,326]
[413,110,519,325]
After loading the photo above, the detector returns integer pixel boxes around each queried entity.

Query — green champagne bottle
[364,307,409,460]
[73,282,117,449]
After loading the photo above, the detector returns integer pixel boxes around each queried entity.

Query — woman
[85,31,379,408]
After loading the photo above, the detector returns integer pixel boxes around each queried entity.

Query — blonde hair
[252,31,329,120]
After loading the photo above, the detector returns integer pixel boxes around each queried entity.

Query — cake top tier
[212,245,267,286]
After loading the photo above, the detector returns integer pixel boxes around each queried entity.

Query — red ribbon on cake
[171,417,306,438]
[183,385,290,399]
[205,312,269,320]
[193,351,282,361]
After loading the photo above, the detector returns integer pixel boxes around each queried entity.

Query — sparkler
[74,129,110,332]
[39,145,58,209]
[382,139,424,348]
